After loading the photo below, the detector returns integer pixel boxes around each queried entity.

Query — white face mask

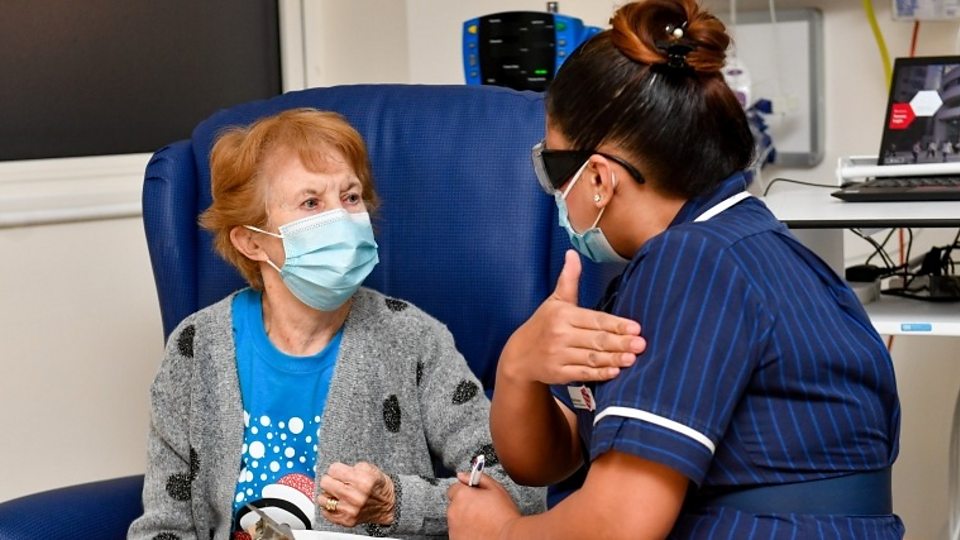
[246,209,379,310]
[554,162,629,264]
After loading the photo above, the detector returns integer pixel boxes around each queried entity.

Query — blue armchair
[0,84,618,538]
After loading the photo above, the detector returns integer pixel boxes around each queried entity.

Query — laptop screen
[878,56,960,166]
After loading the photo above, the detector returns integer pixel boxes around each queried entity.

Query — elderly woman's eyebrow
[341,178,362,191]
[293,187,324,199]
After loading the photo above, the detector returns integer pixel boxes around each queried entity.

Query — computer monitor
[0,1,285,163]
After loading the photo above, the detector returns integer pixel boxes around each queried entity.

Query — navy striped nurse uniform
[553,173,903,538]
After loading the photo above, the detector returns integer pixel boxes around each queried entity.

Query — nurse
[446,0,903,538]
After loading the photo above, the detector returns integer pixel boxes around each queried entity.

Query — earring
[593,193,602,203]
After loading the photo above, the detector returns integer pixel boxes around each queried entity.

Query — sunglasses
[531,140,646,194]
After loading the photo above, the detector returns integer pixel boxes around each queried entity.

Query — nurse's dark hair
[545,0,754,198]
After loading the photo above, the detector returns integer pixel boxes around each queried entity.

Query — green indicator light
[534,69,548,75]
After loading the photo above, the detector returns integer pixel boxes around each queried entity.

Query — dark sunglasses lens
[542,152,586,192]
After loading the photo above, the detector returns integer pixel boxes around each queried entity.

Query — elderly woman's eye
[303,198,320,209]
[344,193,362,205]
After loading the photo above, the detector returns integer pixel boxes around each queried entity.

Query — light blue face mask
[246,209,379,311]
[554,161,629,264]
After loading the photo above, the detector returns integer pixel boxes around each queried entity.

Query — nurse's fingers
[568,306,642,337]
[563,364,622,382]
[566,329,646,358]
[564,348,636,370]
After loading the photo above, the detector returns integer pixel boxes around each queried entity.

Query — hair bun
[609,0,730,74]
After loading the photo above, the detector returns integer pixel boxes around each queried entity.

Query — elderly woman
[128,108,544,539]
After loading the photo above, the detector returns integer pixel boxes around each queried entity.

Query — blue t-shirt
[553,173,903,539]
[230,289,342,534]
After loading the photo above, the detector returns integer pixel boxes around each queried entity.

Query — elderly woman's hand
[318,461,395,528]
[447,472,520,540]
[499,250,646,385]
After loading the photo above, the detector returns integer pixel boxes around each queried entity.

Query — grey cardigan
[129,287,544,539]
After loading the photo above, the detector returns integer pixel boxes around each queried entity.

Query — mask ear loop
[588,170,618,229]
[244,224,283,239]
[243,225,284,273]
[561,160,592,199]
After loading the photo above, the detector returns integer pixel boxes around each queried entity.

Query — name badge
[567,385,596,412]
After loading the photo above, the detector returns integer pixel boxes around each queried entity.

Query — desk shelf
[761,188,960,337]
[864,295,960,336]
[761,189,960,229]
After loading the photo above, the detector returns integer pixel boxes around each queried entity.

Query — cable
[865,228,897,268]
[895,22,921,289]
[947,239,960,539]
[910,21,920,57]
[950,385,960,540]
[762,178,846,196]
[862,0,893,88]
[768,0,785,104]
[851,228,897,269]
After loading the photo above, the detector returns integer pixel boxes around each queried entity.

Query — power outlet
[892,0,960,20]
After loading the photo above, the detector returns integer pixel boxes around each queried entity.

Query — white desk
[761,189,960,337]
[762,189,960,229]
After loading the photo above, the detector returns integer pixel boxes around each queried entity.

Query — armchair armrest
[0,475,144,540]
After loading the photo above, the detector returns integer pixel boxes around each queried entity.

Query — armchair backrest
[142,84,619,390]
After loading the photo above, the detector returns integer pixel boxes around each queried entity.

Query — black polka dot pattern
[165,472,192,501]
[416,361,423,386]
[189,447,200,478]
[176,325,195,358]
[365,523,388,537]
[384,298,408,312]
[165,447,199,502]
[383,395,401,432]
[151,534,180,540]
[477,443,500,466]
[418,474,440,486]
[452,380,479,405]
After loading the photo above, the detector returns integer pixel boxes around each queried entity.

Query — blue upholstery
[145,84,618,390]
[0,476,144,539]
[0,84,620,537]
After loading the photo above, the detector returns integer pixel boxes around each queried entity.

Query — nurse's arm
[502,450,688,539]
[491,251,644,485]
[490,365,583,485]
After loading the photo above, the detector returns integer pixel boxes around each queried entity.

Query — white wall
[0,218,162,501]
[1,1,958,539]
[303,0,410,87]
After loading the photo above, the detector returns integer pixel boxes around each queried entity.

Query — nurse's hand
[318,461,395,528]
[500,250,645,385]
[447,472,520,540]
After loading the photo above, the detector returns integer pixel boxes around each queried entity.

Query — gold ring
[325,497,339,513]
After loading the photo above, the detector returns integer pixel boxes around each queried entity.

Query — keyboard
[832,176,960,202]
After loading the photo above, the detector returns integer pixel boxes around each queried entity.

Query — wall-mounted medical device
[463,12,600,91]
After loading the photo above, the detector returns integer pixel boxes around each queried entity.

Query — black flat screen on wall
[0,0,282,161]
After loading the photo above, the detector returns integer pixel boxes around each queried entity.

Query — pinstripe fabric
[553,174,903,538]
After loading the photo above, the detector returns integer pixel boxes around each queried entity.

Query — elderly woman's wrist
[376,472,397,525]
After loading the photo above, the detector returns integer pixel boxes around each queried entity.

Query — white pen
[468,454,485,487]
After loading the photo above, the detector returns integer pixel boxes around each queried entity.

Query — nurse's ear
[586,155,618,210]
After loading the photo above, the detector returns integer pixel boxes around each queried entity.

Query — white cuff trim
[594,406,716,454]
